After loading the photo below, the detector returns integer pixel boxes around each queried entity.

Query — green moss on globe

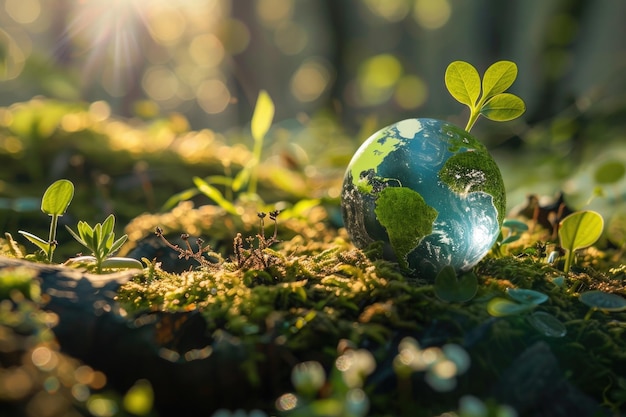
[439,151,506,225]
[374,187,438,269]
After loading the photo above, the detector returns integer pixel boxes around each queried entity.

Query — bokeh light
[413,0,451,29]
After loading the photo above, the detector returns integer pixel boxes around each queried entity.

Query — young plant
[558,210,604,273]
[65,214,142,273]
[19,179,74,263]
[445,60,526,132]
[162,90,275,213]
[491,218,529,257]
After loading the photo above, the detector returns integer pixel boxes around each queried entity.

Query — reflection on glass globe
[341,118,505,280]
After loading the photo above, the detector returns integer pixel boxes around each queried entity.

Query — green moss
[439,150,506,225]
[373,187,438,269]
[442,123,487,153]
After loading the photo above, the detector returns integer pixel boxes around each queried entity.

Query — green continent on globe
[439,151,506,225]
[374,187,438,269]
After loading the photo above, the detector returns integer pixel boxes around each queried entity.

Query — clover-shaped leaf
[434,266,478,303]
[445,60,525,132]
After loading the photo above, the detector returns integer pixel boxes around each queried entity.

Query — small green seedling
[434,266,478,303]
[19,179,74,263]
[243,89,275,195]
[161,90,275,213]
[445,60,526,132]
[65,214,142,273]
[492,219,529,257]
[558,210,604,274]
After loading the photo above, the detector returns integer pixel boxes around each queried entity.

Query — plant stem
[564,250,574,274]
[47,215,58,263]
[465,110,480,132]
[248,136,263,195]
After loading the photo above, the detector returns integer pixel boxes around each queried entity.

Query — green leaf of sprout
[445,61,481,108]
[481,61,518,101]
[251,89,275,144]
[480,93,526,121]
[18,231,51,254]
[109,235,128,255]
[559,210,604,273]
[41,179,74,216]
[193,176,239,215]
[232,161,253,192]
[101,214,115,238]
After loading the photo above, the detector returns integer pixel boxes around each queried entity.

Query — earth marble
[341,118,506,280]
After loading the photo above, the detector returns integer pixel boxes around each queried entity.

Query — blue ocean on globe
[341,118,506,280]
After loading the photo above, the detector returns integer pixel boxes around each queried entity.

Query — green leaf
[93,223,103,252]
[434,266,478,303]
[18,231,51,254]
[232,162,252,192]
[559,210,604,273]
[445,61,481,108]
[161,188,200,212]
[559,211,604,252]
[526,311,567,337]
[480,93,526,121]
[594,160,625,184]
[101,214,115,238]
[65,225,87,247]
[506,288,548,305]
[41,179,74,216]
[481,61,518,100]
[101,257,143,270]
[251,90,275,143]
[109,235,128,254]
[579,290,626,312]
[487,297,535,317]
[502,219,529,232]
[193,177,239,215]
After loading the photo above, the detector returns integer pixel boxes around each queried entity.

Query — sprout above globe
[340,61,525,280]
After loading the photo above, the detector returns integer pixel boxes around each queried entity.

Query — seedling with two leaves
[445,60,525,132]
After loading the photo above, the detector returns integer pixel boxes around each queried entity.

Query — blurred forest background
[1,0,626,221]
